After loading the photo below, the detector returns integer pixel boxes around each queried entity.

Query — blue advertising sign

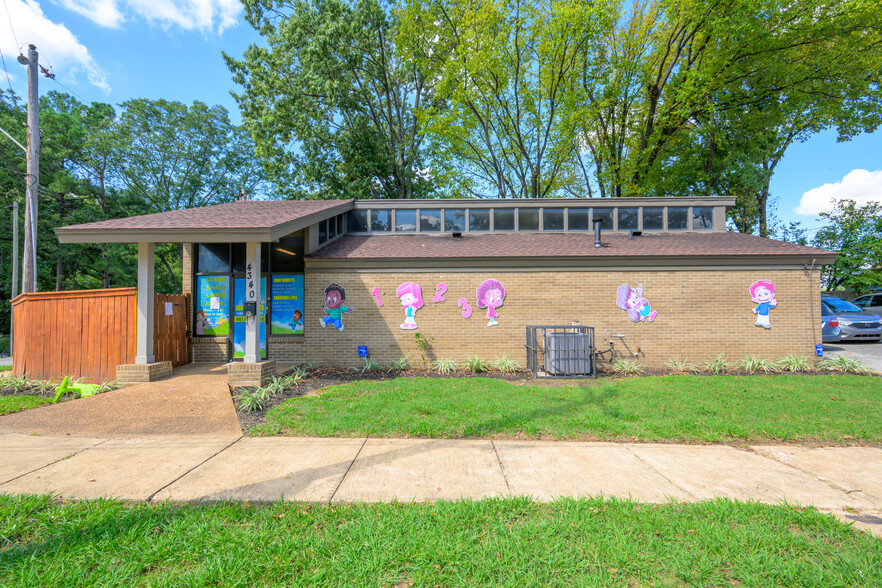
[815,344,824,357]
[358,345,369,358]
[270,274,305,335]
[195,276,229,336]
[233,277,266,358]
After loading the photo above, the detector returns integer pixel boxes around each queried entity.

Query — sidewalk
[1,432,880,537]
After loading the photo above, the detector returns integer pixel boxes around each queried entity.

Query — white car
[852,293,882,315]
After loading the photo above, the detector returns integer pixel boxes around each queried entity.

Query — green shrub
[463,356,490,373]
[352,357,382,374]
[432,358,457,375]
[234,388,267,412]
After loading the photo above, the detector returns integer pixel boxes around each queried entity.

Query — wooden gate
[154,293,190,367]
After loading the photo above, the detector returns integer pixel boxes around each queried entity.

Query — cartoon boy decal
[476,279,505,326]
[616,284,657,323]
[750,280,777,329]
[320,283,352,331]
[396,282,424,330]
[289,309,303,333]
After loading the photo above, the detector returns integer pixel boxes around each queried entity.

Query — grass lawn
[0,495,878,587]
[255,374,882,443]
[0,395,51,416]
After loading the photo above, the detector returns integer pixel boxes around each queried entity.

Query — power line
[35,51,92,104]
[2,0,19,51]
[0,46,12,92]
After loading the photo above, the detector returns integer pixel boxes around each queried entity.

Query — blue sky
[2,0,880,235]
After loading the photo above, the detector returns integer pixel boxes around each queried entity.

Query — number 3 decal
[457,297,472,318]
[433,283,448,303]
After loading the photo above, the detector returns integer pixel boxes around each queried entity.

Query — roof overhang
[54,205,352,244]
[305,253,837,272]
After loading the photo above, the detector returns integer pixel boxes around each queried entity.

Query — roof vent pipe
[593,219,603,248]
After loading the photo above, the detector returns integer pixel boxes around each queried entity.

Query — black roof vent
[628,230,642,240]
[451,231,463,238]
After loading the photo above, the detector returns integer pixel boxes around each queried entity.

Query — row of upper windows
[343,206,714,234]
[196,238,306,274]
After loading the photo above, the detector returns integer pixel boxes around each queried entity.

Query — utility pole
[18,44,39,293]
[11,200,19,298]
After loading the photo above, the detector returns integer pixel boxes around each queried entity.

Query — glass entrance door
[233,277,267,359]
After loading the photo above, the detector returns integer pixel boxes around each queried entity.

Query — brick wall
[270,269,822,369]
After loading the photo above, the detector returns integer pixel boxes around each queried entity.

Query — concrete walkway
[0,363,241,438]
[0,432,880,537]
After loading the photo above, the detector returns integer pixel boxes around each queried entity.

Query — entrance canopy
[54,199,352,244]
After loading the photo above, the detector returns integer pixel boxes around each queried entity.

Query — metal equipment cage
[525,325,595,378]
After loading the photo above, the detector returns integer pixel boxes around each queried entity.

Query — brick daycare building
[56,197,836,383]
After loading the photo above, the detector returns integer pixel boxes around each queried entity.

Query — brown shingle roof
[308,231,835,260]
[55,199,353,243]
[60,199,351,231]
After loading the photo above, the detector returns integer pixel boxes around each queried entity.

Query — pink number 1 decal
[371,287,383,307]
[433,283,448,303]
[457,297,472,318]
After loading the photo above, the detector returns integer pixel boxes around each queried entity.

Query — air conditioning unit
[545,332,593,376]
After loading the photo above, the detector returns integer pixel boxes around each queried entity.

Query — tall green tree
[227,0,434,199]
[400,0,617,198]
[813,200,882,292]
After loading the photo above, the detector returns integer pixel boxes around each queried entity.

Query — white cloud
[794,169,882,216]
[57,0,241,33]
[1,0,110,92]
[55,0,124,28]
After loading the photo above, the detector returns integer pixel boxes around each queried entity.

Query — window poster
[270,274,305,335]
[233,277,267,358]
[195,276,230,336]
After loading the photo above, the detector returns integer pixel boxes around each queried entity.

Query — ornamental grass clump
[779,354,814,373]
[739,355,781,374]
[385,356,409,372]
[613,360,644,376]
[493,355,521,374]
[433,358,457,375]
[818,356,872,375]
[664,358,700,374]
[463,356,490,373]
[704,353,732,374]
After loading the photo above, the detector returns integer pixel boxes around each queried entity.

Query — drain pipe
[593,219,603,248]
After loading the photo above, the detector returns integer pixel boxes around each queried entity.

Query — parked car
[820,301,842,343]
[820,296,882,342]
[851,293,882,316]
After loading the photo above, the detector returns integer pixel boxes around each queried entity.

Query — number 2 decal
[371,287,383,307]
[457,297,473,318]
[433,283,448,303]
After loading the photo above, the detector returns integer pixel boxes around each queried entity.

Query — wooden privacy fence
[12,288,137,382]
[154,293,190,368]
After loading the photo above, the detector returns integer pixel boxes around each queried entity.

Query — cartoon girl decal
[750,280,777,329]
[476,279,506,326]
[396,282,424,330]
[616,284,658,323]
[195,309,208,335]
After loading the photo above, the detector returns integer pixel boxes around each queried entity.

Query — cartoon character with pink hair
[750,280,777,329]
[616,284,657,323]
[396,282,424,330]
[476,279,505,326]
